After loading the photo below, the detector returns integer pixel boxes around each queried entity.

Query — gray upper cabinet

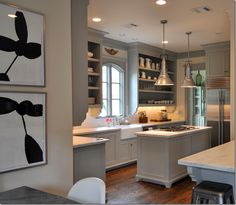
[203,41,230,77]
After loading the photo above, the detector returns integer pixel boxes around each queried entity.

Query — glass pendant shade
[181,31,195,88]
[155,20,174,86]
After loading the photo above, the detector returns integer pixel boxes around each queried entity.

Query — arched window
[100,63,124,117]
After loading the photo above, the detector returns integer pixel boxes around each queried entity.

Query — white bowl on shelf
[88,97,95,105]
[88,67,94,72]
[88,52,93,58]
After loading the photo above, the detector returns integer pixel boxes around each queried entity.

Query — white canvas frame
[0,3,45,86]
[0,92,46,173]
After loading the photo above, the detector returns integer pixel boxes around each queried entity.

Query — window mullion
[109,65,112,116]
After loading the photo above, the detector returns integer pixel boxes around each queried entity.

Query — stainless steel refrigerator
[206,77,230,147]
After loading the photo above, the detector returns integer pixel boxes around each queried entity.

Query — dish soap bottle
[196,70,202,86]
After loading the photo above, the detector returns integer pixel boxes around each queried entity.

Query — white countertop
[73,136,109,148]
[136,126,212,138]
[178,141,234,173]
[73,120,185,135]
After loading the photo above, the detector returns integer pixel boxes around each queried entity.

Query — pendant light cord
[161,20,167,57]
[163,22,165,56]
[186,32,192,62]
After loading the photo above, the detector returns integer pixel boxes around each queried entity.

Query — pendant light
[155,20,174,86]
[181,32,196,88]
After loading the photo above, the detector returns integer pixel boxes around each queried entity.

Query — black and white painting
[0,3,44,86]
[0,92,46,173]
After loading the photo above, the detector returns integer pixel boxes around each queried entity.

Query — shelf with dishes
[88,57,100,62]
[137,53,176,108]
[139,89,174,94]
[139,103,175,107]
[88,41,102,107]
[88,72,100,76]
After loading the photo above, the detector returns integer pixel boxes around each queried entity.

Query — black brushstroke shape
[0,97,43,164]
[0,11,41,81]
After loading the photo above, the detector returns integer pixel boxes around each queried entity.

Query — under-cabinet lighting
[8,14,17,18]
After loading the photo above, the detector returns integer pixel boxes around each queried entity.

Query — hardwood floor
[106,164,195,204]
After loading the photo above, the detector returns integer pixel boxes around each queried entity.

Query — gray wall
[177,50,205,59]
[72,0,89,126]
[0,0,73,196]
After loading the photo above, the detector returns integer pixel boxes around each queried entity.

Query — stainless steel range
[158,126,198,132]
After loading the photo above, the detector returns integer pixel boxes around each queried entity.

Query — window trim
[101,63,125,117]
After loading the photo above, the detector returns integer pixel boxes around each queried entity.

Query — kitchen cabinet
[118,138,137,163]
[128,42,177,114]
[76,130,137,169]
[76,131,124,169]
[88,41,102,107]
[203,41,230,77]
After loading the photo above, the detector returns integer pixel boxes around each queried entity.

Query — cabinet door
[96,132,118,166]
[208,51,224,76]
[130,140,137,160]
[207,48,230,77]
[118,140,131,163]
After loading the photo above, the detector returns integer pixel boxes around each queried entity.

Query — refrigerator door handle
[218,90,221,145]
[220,90,225,144]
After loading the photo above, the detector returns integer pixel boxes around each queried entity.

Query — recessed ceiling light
[92,17,102,22]
[156,0,167,6]
[8,14,17,18]
[162,40,168,44]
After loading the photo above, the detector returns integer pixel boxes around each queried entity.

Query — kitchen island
[73,136,108,182]
[178,141,234,191]
[135,126,212,188]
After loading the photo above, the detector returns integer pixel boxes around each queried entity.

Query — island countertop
[178,141,234,173]
[136,126,212,138]
[73,136,109,148]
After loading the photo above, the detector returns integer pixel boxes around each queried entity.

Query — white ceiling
[88,0,234,53]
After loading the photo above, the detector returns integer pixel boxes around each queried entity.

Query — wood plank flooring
[106,164,195,204]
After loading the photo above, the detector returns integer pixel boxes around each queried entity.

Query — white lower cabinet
[118,138,137,164]
[95,132,120,168]
[130,139,137,160]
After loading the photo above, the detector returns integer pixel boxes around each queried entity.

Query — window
[100,63,124,117]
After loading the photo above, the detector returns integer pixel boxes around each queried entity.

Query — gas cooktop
[158,126,198,132]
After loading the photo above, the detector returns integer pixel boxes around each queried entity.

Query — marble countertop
[136,126,212,138]
[178,141,234,173]
[73,120,185,135]
[73,136,109,148]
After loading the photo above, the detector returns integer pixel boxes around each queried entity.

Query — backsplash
[79,106,183,128]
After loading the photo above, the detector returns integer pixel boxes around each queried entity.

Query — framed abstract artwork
[0,3,45,86]
[0,92,46,173]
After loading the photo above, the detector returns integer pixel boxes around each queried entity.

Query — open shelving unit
[88,41,102,107]
[137,53,176,106]
[128,43,177,114]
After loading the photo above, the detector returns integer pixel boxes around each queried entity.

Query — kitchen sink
[115,124,143,140]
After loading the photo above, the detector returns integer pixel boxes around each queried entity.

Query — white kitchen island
[135,126,212,188]
[178,141,235,191]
